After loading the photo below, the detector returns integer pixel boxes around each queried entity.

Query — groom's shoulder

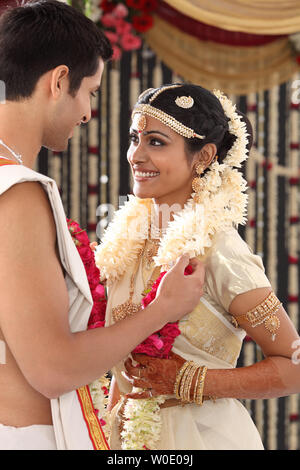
[0,179,56,242]
[0,177,49,206]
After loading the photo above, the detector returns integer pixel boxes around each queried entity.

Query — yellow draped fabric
[145,16,299,95]
[163,0,300,35]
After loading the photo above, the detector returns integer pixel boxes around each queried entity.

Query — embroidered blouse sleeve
[204,228,271,312]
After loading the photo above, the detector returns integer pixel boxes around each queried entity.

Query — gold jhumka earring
[192,162,206,204]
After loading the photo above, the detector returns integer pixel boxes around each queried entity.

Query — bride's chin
[133,186,156,199]
[133,190,155,199]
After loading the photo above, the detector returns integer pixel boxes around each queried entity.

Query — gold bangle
[195,366,207,406]
[193,367,202,402]
[183,364,198,403]
[179,363,194,401]
[174,361,190,399]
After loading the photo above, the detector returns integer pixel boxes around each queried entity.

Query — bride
[94,83,300,450]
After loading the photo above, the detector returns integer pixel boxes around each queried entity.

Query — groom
[0,0,205,449]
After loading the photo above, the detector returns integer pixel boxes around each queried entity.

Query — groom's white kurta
[0,164,95,450]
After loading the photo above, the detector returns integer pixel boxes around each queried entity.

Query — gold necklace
[112,228,162,323]
[143,236,161,270]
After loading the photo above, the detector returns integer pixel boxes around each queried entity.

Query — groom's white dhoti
[0,161,108,450]
[0,423,57,450]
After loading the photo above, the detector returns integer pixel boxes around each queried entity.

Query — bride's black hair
[136,83,253,164]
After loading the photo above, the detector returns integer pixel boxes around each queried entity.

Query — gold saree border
[76,385,110,450]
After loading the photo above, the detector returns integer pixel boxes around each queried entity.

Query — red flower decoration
[104,30,119,44]
[142,0,158,12]
[111,44,122,60]
[133,264,194,358]
[99,0,115,13]
[115,18,132,35]
[132,13,153,32]
[101,12,118,28]
[126,0,146,9]
[120,32,142,51]
[67,219,107,330]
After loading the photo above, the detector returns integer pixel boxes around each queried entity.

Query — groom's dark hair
[0,0,113,101]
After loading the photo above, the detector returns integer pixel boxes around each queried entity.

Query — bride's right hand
[154,254,205,323]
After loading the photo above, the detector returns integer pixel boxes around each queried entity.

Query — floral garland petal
[121,396,166,450]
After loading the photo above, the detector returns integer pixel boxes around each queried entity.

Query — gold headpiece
[132,85,205,140]
[175,96,194,109]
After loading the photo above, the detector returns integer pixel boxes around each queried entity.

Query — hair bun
[218,131,237,161]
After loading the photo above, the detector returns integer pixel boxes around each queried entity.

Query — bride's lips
[134,174,160,182]
[133,170,160,182]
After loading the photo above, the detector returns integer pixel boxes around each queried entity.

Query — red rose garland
[67,219,107,329]
[67,219,193,359]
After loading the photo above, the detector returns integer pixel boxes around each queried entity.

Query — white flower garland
[89,374,111,442]
[95,90,249,449]
[121,396,166,450]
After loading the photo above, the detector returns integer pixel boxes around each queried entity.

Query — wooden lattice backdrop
[35,45,300,450]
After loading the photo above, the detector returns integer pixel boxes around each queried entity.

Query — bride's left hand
[123,352,185,399]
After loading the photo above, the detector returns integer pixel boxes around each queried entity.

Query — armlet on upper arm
[233,291,282,341]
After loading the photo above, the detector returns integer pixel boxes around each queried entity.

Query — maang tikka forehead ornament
[132,84,205,140]
[136,114,147,133]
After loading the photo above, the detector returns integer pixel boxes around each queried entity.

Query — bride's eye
[129,133,139,144]
[149,138,164,146]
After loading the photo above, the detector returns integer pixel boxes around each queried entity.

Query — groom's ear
[49,65,70,100]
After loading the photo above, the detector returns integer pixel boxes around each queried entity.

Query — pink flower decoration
[113,3,129,18]
[147,334,164,350]
[115,18,132,35]
[133,323,180,358]
[104,30,119,44]
[112,45,122,60]
[88,320,105,329]
[120,32,142,51]
[101,13,118,28]
[94,283,106,299]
